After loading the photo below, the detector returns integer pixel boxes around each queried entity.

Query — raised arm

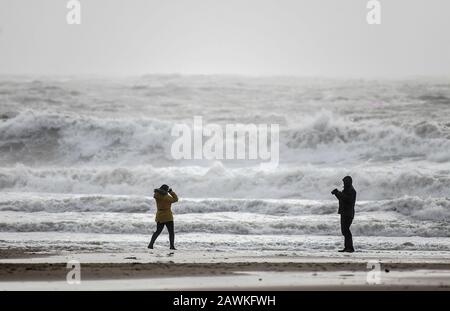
[334,190,354,203]
[169,190,178,203]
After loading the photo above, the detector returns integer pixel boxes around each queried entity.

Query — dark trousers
[149,221,175,248]
[340,215,354,250]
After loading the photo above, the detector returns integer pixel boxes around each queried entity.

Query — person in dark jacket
[148,184,179,250]
[331,176,356,253]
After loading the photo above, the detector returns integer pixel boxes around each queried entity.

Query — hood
[154,188,168,196]
[343,176,353,189]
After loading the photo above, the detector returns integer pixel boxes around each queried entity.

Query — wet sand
[1,249,450,290]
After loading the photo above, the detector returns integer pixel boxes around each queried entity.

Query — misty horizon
[1,0,449,77]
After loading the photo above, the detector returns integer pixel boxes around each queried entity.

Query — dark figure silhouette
[332,176,356,253]
[148,184,178,250]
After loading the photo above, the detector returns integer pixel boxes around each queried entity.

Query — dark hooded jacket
[335,177,356,218]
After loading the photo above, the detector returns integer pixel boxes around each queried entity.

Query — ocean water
[0,75,449,254]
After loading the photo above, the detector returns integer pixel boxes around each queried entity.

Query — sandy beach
[1,249,450,290]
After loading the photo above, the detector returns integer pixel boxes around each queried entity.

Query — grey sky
[0,0,449,77]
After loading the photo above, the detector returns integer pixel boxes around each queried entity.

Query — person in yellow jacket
[148,184,179,250]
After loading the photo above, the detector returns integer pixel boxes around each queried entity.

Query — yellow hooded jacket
[153,190,178,223]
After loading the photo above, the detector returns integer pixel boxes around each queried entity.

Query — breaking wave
[0,110,449,166]
[0,164,448,200]
[1,77,450,250]
[0,194,448,223]
[0,208,447,237]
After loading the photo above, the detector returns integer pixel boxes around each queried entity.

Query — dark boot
[166,221,176,250]
[148,239,155,249]
[148,232,159,249]
[148,223,164,249]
